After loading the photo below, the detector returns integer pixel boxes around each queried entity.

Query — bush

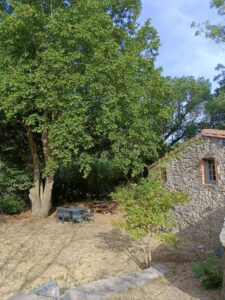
[0,157,32,194]
[192,256,223,290]
[53,159,124,205]
[112,173,188,268]
[112,173,188,239]
[0,194,25,214]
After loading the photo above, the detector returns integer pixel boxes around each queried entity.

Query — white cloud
[140,0,225,90]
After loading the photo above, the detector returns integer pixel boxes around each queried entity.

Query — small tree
[112,173,188,268]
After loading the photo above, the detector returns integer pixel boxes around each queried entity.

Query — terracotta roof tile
[201,129,225,139]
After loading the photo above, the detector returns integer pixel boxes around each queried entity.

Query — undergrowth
[192,256,223,290]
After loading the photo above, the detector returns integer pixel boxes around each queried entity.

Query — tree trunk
[29,176,54,217]
[27,127,54,217]
[29,177,42,215]
[40,175,54,217]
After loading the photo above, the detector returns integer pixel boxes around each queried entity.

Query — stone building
[220,222,225,299]
[150,129,225,244]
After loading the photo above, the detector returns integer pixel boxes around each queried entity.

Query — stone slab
[34,282,60,299]
[62,264,168,300]
[8,294,51,300]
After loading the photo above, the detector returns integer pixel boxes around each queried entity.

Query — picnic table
[56,206,94,223]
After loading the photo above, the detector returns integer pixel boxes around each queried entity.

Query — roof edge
[148,129,225,171]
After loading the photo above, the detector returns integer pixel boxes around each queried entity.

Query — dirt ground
[0,211,221,300]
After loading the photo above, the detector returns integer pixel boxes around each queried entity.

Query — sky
[139,0,225,90]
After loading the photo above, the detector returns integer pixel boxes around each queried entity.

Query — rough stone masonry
[151,129,225,245]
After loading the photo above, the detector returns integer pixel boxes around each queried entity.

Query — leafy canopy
[0,121,32,195]
[0,0,170,178]
[163,76,211,145]
[192,0,225,44]
[206,89,225,129]
[192,0,225,130]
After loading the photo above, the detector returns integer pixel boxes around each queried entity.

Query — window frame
[204,158,217,185]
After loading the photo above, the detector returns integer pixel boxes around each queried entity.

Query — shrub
[192,256,223,290]
[0,194,25,214]
[0,157,32,194]
[53,158,124,205]
[112,173,188,268]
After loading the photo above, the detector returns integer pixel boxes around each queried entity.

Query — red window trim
[199,158,220,186]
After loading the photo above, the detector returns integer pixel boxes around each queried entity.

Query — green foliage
[155,232,180,248]
[0,0,171,183]
[85,158,124,195]
[193,0,225,130]
[53,158,124,205]
[0,158,32,195]
[163,76,211,145]
[205,66,225,130]
[0,194,25,214]
[192,256,223,290]
[206,90,225,129]
[0,121,33,195]
[193,0,225,44]
[0,122,32,209]
[112,173,188,239]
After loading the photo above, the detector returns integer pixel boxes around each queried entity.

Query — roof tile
[201,129,225,139]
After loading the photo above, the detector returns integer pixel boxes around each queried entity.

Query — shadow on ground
[96,206,225,300]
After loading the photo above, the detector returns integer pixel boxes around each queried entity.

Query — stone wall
[220,221,225,300]
[164,136,225,245]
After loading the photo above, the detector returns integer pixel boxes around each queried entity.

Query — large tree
[206,64,225,130]
[0,0,170,217]
[163,76,211,145]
